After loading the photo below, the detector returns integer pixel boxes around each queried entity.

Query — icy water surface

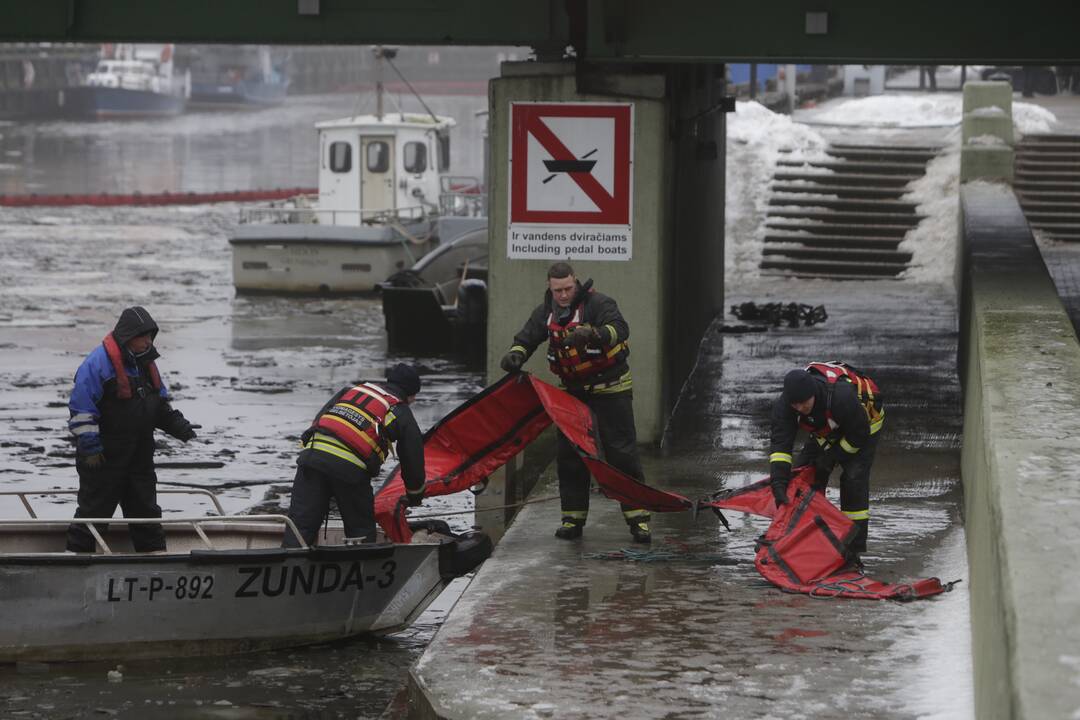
[0,203,482,718]
[0,89,489,717]
[0,93,488,196]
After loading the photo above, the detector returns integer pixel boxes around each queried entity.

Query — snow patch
[802,94,963,128]
[898,132,961,284]
[970,105,1006,118]
[967,134,1007,146]
[796,94,1056,136]
[1013,102,1057,137]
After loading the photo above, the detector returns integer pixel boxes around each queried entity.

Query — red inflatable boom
[374,374,954,601]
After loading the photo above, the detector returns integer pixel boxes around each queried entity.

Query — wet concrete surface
[0,203,482,718]
[412,276,972,719]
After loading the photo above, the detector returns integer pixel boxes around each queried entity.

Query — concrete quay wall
[959,183,1080,720]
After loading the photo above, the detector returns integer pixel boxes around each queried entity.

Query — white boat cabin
[315,113,455,227]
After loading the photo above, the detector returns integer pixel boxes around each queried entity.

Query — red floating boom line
[0,188,317,208]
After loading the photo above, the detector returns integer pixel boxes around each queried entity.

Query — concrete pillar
[961,80,1015,183]
[477,61,725,537]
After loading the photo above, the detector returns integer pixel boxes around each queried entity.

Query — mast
[373,45,396,121]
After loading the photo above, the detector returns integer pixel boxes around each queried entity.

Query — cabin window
[438,134,450,172]
[329,142,352,173]
[366,141,390,173]
[404,142,427,174]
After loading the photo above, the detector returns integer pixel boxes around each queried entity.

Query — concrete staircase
[1015,134,1080,242]
[761,143,941,279]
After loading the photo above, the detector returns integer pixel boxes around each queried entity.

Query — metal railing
[0,489,309,553]
[239,203,430,227]
[0,489,226,519]
[439,191,486,218]
[0,514,309,553]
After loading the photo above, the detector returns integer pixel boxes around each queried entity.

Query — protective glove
[814,445,838,486]
[567,324,602,353]
[405,489,425,507]
[76,433,105,469]
[300,427,315,445]
[770,479,788,506]
[169,417,197,442]
[813,460,832,487]
[500,350,525,373]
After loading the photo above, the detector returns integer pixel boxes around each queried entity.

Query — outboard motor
[454,279,488,363]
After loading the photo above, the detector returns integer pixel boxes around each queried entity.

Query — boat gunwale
[0,542,410,566]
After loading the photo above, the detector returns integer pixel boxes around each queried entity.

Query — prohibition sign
[509,102,633,225]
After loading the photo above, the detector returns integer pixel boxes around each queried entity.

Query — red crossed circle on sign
[510,103,632,225]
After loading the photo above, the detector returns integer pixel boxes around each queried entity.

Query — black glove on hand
[814,446,838,486]
[76,433,105,469]
[300,427,315,445]
[771,479,789,506]
[568,324,602,353]
[500,350,525,373]
[83,452,106,469]
[170,418,197,442]
[405,489,425,507]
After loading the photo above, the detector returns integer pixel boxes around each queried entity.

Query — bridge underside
[4,0,1080,64]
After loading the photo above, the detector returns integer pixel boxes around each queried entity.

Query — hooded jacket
[68,307,186,449]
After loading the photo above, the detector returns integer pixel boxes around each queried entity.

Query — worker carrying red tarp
[374,373,953,601]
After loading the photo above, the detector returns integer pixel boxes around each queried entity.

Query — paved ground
[411,275,971,720]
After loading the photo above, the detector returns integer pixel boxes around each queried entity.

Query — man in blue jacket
[66,307,197,553]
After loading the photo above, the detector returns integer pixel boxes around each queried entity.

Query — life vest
[102,334,161,400]
[311,383,400,465]
[798,361,884,437]
[545,304,629,383]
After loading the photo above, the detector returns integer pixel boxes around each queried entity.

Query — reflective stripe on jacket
[310,383,400,466]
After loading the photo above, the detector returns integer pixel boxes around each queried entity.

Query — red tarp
[374,373,953,600]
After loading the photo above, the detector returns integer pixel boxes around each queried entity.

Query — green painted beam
[0,0,559,46]
[586,0,1080,63]
[3,0,1080,63]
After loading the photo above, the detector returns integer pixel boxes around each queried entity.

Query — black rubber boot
[555,518,584,540]
[628,520,651,544]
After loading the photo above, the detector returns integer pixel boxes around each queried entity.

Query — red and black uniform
[768,362,885,554]
[506,281,649,527]
[285,381,425,546]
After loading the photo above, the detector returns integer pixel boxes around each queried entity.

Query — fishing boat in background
[182,45,288,110]
[228,46,485,295]
[0,489,490,661]
[65,44,190,119]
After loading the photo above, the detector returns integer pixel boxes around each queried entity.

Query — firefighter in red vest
[768,362,885,561]
[66,306,197,553]
[284,364,426,547]
[500,262,652,543]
